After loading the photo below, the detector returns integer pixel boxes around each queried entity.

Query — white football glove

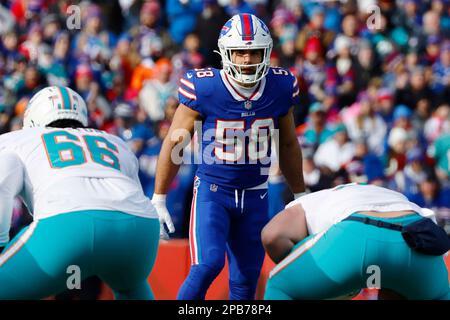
[151,194,175,240]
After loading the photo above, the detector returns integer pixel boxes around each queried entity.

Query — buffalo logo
[260,20,270,34]
[220,19,233,38]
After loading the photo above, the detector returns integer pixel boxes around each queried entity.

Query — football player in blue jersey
[151,14,306,300]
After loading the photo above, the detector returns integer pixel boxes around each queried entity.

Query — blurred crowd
[0,0,449,244]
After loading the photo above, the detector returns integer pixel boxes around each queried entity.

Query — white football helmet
[217,14,273,85]
[23,86,88,128]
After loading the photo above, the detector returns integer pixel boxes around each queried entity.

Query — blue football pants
[178,176,269,300]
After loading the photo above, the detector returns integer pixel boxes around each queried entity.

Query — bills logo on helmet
[220,19,233,38]
[260,19,270,34]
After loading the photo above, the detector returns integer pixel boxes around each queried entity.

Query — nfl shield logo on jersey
[244,100,252,110]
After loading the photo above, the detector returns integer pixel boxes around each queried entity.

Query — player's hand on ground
[151,194,175,240]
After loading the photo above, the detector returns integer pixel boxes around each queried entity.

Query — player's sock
[177,264,221,300]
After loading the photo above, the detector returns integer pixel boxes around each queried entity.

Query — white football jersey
[286,183,435,235]
[0,127,157,221]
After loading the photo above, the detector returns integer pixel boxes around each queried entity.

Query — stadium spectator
[171,33,205,80]
[73,63,111,128]
[295,6,334,54]
[342,93,387,156]
[298,37,326,103]
[424,104,450,143]
[195,0,230,68]
[411,98,432,133]
[431,41,450,104]
[0,4,15,35]
[139,57,177,122]
[130,0,171,61]
[47,31,71,86]
[347,139,385,185]
[110,102,153,157]
[314,124,355,173]
[375,87,396,125]
[278,23,298,68]
[431,132,450,184]
[340,14,360,56]
[354,41,380,93]
[166,0,203,46]
[406,173,450,209]
[385,127,410,178]
[389,147,429,194]
[301,102,335,150]
[326,35,357,110]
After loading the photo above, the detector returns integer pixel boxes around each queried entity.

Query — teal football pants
[265,213,450,300]
[0,210,159,300]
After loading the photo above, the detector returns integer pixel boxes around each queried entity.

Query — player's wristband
[294,192,307,200]
[152,194,167,202]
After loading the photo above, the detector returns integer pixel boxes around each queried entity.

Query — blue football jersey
[178,67,300,189]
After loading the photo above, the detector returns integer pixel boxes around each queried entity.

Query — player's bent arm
[261,204,308,263]
[277,107,305,195]
[0,151,24,247]
[154,103,201,195]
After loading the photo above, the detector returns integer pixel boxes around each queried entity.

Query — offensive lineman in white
[0,86,166,299]
[262,183,450,300]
